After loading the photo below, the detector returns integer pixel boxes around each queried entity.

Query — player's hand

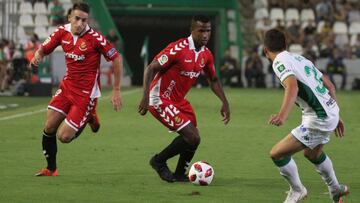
[268,114,285,126]
[221,103,230,125]
[138,97,149,116]
[111,89,122,111]
[335,119,345,138]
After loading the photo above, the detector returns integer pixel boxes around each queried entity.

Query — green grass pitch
[0,88,359,202]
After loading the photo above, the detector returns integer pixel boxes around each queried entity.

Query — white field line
[0,88,140,121]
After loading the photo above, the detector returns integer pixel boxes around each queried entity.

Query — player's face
[69,9,89,35]
[192,21,211,48]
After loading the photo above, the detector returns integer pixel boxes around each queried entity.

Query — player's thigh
[63,97,97,132]
[270,133,306,160]
[177,100,197,127]
[303,144,324,161]
[148,102,193,132]
[44,109,66,133]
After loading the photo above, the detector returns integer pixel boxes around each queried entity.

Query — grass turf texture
[0,88,359,202]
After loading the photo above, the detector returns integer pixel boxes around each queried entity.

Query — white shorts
[291,125,332,149]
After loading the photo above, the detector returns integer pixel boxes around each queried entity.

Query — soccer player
[30,2,123,176]
[138,15,230,182]
[264,29,349,203]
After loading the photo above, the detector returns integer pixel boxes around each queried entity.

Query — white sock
[279,158,303,191]
[315,156,340,193]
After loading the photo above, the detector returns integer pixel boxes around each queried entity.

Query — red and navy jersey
[41,23,119,98]
[149,35,216,105]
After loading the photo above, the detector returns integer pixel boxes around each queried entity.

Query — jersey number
[304,66,326,95]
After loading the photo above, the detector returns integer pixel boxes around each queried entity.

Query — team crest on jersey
[158,54,169,65]
[79,41,87,51]
[277,64,285,73]
[53,89,62,97]
[200,58,205,68]
[174,116,184,126]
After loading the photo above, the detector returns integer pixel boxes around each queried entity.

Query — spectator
[301,19,317,46]
[326,48,347,89]
[315,0,334,22]
[245,50,265,88]
[255,17,272,42]
[287,19,301,44]
[0,42,7,92]
[50,0,65,26]
[219,48,242,87]
[353,34,360,58]
[24,34,41,63]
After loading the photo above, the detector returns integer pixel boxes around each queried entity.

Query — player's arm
[269,75,298,126]
[322,74,336,101]
[208,76,230,124]
[322,74,345,137]
[29,46,45,68]
[138,60,162,115]
[111,54,123,111]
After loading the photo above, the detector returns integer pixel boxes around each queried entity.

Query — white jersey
[273,51,339,131]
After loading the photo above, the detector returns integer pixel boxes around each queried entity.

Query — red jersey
[41,23,119,98]
[149,35,216,105]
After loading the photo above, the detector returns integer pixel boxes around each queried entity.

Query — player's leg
[36,109,65,176]
[270,133,307,202]
[173,101,199,181]
[304,145,349,202]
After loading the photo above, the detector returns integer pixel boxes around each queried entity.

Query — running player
[264,29,349,203]
[138,15,230,182]
[31,2,123,176]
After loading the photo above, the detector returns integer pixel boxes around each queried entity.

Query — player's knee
[269,147,281,160]
[44,123,58,135]
[303,151,317,162]
[191,134,201,146]
[58,134,73,143]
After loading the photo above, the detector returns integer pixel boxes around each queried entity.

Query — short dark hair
[72,2,90,14]
[192,15,210,24]
[264,29,286,52]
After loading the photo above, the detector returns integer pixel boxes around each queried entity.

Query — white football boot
[283,186,308,203]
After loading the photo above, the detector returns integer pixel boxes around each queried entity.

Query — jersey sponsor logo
[79,41,87,51]
[162,80,176,99]
[42,37,51,46]
[158,54,169,65]
[180,70,200,79]
[279,69,292,78]
[184,59,192,63]
[62,40,70,44]
[107,48,117,58]
[326,97,336,107]
[65,52,85,61]
[277,64,285,73]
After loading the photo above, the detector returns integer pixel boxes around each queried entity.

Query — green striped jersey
[273,51,339,131]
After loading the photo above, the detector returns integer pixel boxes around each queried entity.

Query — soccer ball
[188,161,214,186]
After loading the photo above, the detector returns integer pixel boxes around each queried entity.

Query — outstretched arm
[30,46,45,67]
[269,75,298,126]
[111,55,123,111]
[208,76,230,124]
[138,61,162,115]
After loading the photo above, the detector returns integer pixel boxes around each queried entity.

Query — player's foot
[35,168,58,177]
[332,184,349,203]
[88,112,100,133]
[173,173,190,182]
[283,186,307,203]
[149,155,175,183]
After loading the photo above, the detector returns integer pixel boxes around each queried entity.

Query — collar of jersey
[64,23,90,37]
[188,35,205,52]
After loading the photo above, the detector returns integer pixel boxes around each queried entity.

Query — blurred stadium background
[0,0,359,97]
[0,1,359,202]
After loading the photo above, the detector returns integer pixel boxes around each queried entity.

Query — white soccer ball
[188,161,214,186]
